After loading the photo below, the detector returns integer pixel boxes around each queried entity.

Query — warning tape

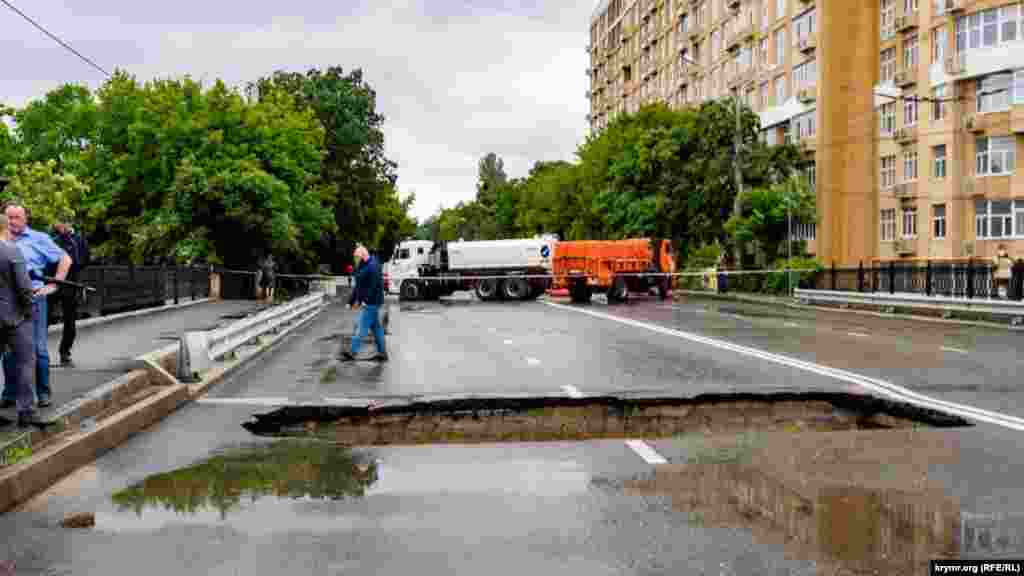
[382,269,820,282]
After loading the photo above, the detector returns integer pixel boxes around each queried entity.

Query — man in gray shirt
[0,214,39,427]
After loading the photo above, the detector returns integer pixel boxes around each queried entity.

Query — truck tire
[658,278,670,301]
[400,281,422,302]
[476,279,498,301]
[502,277,529,300]
[607,276,628,304]
[570,281,592,304]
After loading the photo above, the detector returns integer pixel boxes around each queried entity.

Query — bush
[764,257,824,295]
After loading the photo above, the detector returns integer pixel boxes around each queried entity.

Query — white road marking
[562,385,584,398]
[626,440,668,465]
[847,331,869,338]
[941,346,969,355]
[503,339,514,345]
[196,397,295,407]
[545,301,1024,432]
[525,356,541,366]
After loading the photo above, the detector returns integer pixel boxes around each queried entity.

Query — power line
[0,0,111,78]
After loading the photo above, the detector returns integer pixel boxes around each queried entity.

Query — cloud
[1,0,591,221]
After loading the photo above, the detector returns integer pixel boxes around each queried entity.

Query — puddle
[240,392,971,445]
[110,441,377,520]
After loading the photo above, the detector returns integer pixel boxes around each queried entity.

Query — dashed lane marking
[626,440,668,465]
[561,385,584,398]
[525,356,541,366]
[941,346,969,355]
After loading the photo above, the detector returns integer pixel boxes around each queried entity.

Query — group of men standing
[0,202,87,428]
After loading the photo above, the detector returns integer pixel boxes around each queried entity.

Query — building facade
[587,0,1024,266]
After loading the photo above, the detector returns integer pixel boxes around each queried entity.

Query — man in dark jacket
[0,214,42,427]
[340,245,387,362]
[52,220,89,366]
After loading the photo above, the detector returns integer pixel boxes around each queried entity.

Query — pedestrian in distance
[0,202,71,410]
[51,217,89,366]
[340,245,388,363]
[260,253,276,303]
[0,214,43,427]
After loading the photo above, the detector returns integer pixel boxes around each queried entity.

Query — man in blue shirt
[339,245,387,362]
[1,203,71,409]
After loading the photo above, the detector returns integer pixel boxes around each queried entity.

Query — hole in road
[239,392,971,444]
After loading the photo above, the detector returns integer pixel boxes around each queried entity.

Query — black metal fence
[811,259,1024,301]
[48,265,212,324]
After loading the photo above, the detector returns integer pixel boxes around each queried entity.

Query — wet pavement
[1,295,1023,573]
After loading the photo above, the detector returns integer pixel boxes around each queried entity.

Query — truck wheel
[400,281,421,302]
[607,276,628,304]
[658,278,670,301]
[475,279,498,301]
[503,277,529,300]
[570,281,591,304]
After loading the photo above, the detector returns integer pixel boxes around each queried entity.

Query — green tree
[0,160,89,230]
[724,176,817,265]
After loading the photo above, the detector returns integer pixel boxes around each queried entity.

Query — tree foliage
[422,99,810,263]
[2,67,415,271]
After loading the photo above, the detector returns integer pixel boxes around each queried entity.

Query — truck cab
[384,240,435,295]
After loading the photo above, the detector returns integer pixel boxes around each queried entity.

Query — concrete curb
[47,297,213,335]
[673,289,1024,332]
[0,299,328,514]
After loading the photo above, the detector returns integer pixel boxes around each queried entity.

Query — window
[794,59,816,90]
[397,248,410,259]
[794,110,816,139]
[932,84,948,120]
[904,0,918,13]
[904,97,918,125]
[881,208,897,241]
[880,102,896,134]
[762,0,770,29]
[933,204,946,239]
[806,162,816,190]
[760,81,769,108]
[903,35,918,69]
[759,37,768,66]
[904,150,919,181]
[881,0,896,40]
[902,207,918,238]
[774,28,786,66]
[1017,69,1024,105]
[932,27,947,63]
[881,48,896,83]
[976,136,1017,176]
[777,0,786,20]
[975,199,1014,239]
[792,221,816,241]
[977,72,1015,113]
[775,74,787,103]
[881,154,897,188]
[712,29,720,53]
[933,144,947,178]
[956,5,1020,52]
[795,8,815,40]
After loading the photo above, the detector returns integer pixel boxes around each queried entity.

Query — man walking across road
[0,203,71,409]
[0,214,42,427]
[52,218,89,366]
[340,245,387,363]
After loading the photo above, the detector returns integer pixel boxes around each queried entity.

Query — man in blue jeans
[339,245,387,363]
[1,203,72,409]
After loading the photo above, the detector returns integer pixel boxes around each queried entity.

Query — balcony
[942,0,966,14]
[726,0,741,13]
[688,24,703,41]
[894,182,916,199]
[895,14,918,33]
[895,238,917,255]
[729,67,757,90]
[894,125,918,144]
[726,24,754,53]
[795,34,817,54]
[797,87,816,104]
[895,67,917,88]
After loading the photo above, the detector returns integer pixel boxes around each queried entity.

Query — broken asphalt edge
[0,299,329,515]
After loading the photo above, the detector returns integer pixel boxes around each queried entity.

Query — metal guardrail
[794,288,1024,321]
[176,293,327,382]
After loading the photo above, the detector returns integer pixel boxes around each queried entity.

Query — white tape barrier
[384,269,820,282]
[177,293,327,381]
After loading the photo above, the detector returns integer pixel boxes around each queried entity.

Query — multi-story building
[587,0,1024,266]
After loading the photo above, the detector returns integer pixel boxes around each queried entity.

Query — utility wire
[0,0,111,78]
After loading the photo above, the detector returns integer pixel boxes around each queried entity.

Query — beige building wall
[589,0,1024,267]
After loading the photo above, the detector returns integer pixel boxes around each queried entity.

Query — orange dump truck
[552,238,676,303]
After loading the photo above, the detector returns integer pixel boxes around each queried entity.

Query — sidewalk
[0,299,267,427]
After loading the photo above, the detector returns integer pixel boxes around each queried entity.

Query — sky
[0,0,593,222]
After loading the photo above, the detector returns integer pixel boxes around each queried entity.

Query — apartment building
[587,0,1024,266]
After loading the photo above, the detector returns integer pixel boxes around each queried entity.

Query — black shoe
[372,353,389,363]
[60,355,73,366]
[338,351,356,362]
[18,412,51,429]
[0,399,14,409]
[37,398,52,409]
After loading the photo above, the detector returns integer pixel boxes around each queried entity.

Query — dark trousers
[1,320,37,415]
[58,288,78,358]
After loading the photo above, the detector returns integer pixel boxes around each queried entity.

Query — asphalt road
[1,295,1023,574]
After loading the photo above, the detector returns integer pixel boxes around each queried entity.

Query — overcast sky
[0,0,592,221]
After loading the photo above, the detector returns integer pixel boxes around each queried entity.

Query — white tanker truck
[384,237,556,302]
